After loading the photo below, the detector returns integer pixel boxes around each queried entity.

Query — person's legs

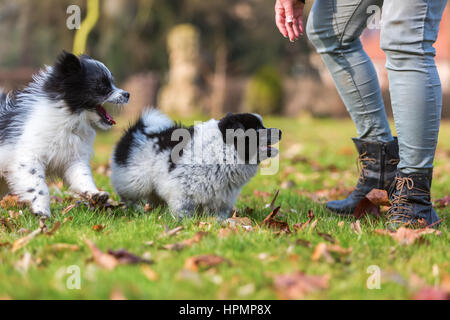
[381,0,446,174]
[380,0,446,227]
[306,0,399,214]
[306,0,393,142]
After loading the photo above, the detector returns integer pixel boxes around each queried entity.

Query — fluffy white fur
[111,109,274,220]
[0,69,112,217]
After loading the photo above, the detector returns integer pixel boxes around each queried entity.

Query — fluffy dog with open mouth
[0,51,129,218]
[111,109,282,220]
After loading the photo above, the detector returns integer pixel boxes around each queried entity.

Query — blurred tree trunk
[210,40,227,117]
[73,0,100,55]
[18,0,32,65]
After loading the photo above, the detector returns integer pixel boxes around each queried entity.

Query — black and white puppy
[111,109,281,220]
[0,51,129,218]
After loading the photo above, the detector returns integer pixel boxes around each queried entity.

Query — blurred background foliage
[0,0,448,117]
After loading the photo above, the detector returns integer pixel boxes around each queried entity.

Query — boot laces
[355,152,376,187]
[387,176,414,224]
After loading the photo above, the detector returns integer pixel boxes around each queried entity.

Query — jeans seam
[336,0,380,140]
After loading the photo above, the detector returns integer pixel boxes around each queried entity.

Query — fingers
[275,8,288,38]
[298,17,304,35]
[283,2,296,42]
[292,18,301,39]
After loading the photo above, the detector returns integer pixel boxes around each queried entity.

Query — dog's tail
[140,107,174,135]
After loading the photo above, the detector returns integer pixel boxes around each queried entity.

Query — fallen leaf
[1,195,24,209]
[317,232,335,243]
[295,239,312,248]
[274,272,329,299]
[107,249,153,265]
[11,228,43,252]
[225,212,253,231]
[45,221,61,236]
[366,189,390,206]
[184,255,230,272]
[353,197,380,219]
[293,210,316,232]
[110,288,126,300]
[49,243,80,252]
[412,287,449,300]
[141,265,159,281]
[435,196,449,208]
[311,242,352,263]
[269,190,280,210]
[161,225,184,238]
[350,220,362,235]
[92,224,106,232]
[338,221,345,228]
[262,206,291,233]
[62,204,77,215]
[0,242,11,248]
[85,239,118,270]
[374,227,441,246]
[163,232,209,251]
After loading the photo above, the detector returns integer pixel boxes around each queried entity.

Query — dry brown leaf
[350,220,362,235]
[0,242,11,248]
[11,228,43,252]
[62,204,77,215]
[141,265,159,281]
[435,196,449,208]
[225,213,253,231]
[184,255,230,272]
[92,224,106,232]
[1,195,24,209]
[49,243,80,252]
[293,210,315,232]
[374,227,441,246]
[366,189,390,206]
[163,232,209,251]
[262,206,291,233]
[161,225,184,238]
[107,249,153,265]
[269,190,280,210]
[353,197,380,219]
[217,228,236,238]
[412,287,449,300]
[45,221,61,236]
[84,239,119,270]
[110,288,127,300]
[274,272,329,299]
[311,242,352,263]
[317,232,335,244]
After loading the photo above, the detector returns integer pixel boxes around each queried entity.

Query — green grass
[0,116,449,300]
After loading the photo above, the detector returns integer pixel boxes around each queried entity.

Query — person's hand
[275,0,305,42]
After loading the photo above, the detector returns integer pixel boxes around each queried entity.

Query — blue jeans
[306,0,447,174]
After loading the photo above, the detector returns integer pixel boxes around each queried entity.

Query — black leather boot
[387,171,440,229]
[326,138,399,214]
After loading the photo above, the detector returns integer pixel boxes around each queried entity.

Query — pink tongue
[97,105,116,125]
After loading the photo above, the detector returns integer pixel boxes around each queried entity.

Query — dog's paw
[81,191,110,206]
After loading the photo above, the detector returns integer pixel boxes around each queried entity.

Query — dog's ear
[55,50,82,76]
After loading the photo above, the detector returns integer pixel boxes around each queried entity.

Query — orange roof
[362,6,449,60]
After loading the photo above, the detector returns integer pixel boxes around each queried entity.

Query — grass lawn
[0,115,449,300]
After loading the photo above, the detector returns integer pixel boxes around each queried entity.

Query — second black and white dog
[111,109,282,220]
[0,51,129,218]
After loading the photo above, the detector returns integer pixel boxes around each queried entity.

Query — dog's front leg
[64,161,109,204]
[7,162,50,218]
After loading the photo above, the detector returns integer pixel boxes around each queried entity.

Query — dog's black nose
[279,130,282,140]
[122,91,130,100]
